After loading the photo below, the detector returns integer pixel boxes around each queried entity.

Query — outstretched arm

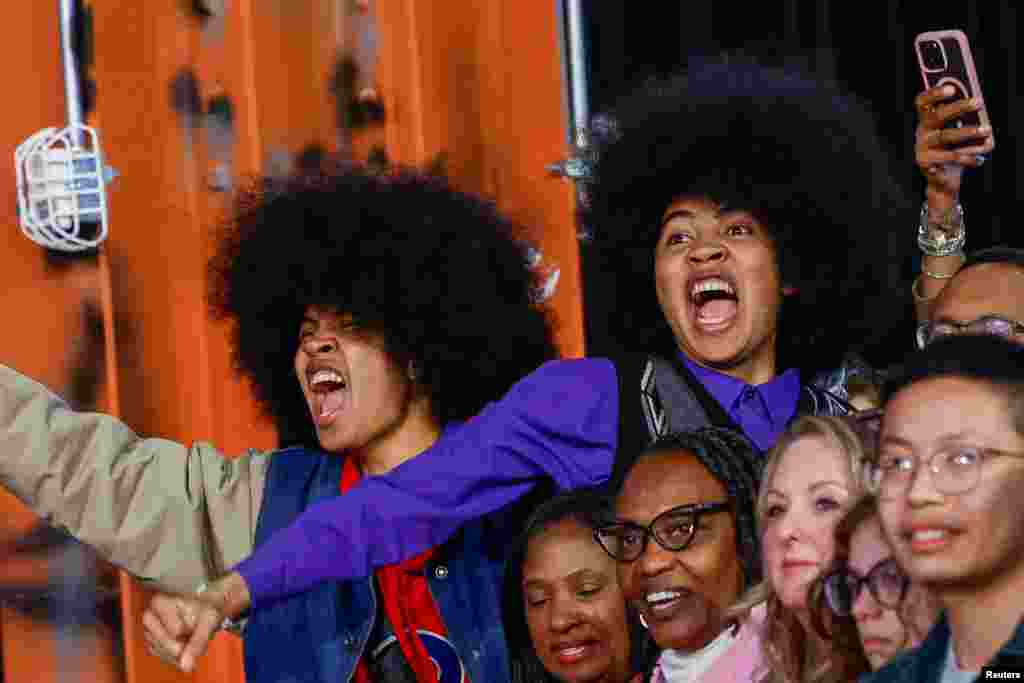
[234,357,620,608]
[0,364,267,593]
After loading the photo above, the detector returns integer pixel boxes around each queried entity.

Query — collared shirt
[682,357,802,453]
[940,642,977,683]
[235,356,811,606]
[863,613,1024,683]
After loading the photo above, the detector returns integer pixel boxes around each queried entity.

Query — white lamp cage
[15,124,110,252]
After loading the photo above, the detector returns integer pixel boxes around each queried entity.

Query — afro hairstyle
[208,166,557,446]
[585,55,916,377]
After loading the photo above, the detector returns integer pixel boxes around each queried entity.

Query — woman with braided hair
[593,427,765,682]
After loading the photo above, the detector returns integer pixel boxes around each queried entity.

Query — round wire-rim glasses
[915,315,1024,350]
[823,557,909,617]
[593,501,731,563]
[866,445,1024,497]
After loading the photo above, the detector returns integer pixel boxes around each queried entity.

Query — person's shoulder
[859,646,923,683]
[701,618,765,682]
[519,357,618,391]
[537,356,617,376]
[747,601,768,628]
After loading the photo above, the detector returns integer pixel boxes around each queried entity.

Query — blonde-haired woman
[725,415,873,683]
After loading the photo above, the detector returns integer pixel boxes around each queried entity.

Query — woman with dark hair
[503,488,642,683]
[811,496,940,672]
[596,427,764,682]
[0,166,557,682]
[584,57,913,381]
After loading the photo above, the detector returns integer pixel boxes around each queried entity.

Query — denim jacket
[861,613,1024,683]
[244,445,513,683]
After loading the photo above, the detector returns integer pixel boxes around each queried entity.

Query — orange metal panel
[478,2,585,359]
[374,0,585,357]
[0,0,124,681]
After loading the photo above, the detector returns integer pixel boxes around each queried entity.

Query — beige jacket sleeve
[0,364,270,595]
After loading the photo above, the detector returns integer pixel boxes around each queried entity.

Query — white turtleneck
[653,625,738,682]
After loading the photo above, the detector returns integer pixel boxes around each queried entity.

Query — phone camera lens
[920,40,946,70]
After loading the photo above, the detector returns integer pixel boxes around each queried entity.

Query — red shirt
[343,458,469,683]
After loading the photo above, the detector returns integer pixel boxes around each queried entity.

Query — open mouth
[689,275,739,329]
[307,366,348,426]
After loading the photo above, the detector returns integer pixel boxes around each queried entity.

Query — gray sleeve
[0,363,269,594]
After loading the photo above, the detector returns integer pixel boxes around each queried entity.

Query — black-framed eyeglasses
[915,315,1024,349]
[593,501,731,563]
[823,558,909,617]
[866,445,1024,498]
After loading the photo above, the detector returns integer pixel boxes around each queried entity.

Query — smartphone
[914,30,990,145]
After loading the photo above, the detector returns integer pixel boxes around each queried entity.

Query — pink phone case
[914,30,990,143]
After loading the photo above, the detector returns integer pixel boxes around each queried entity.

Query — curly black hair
[586,55,916,377]
[208,166,557,446]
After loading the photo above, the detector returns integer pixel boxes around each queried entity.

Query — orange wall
[0,3,123,681]
[375,0,585,357]
[1,1,583,681]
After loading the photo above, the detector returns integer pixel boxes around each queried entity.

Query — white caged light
[15,124,111,252]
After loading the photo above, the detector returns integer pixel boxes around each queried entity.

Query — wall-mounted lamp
[12,0,115,253]
[15,124,113,252]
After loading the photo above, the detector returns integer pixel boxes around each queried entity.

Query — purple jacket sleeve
[234,357,619,607]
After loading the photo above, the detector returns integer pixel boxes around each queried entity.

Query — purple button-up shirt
[235,356,802,607]
[682,357,801,453]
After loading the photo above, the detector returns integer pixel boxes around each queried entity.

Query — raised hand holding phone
[910,30,995,320]
[914,85,993,204]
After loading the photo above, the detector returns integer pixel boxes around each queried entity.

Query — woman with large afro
[146,56,920,670]
[0,166,558,682]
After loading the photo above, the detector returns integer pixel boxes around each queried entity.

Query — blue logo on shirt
[418,630,466,683]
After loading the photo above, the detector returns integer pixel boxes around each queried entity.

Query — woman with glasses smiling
[595,428,763,682]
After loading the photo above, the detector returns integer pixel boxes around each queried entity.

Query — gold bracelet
[911,275,937,303]
[920,252,966,280]
[922,267,958,280]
